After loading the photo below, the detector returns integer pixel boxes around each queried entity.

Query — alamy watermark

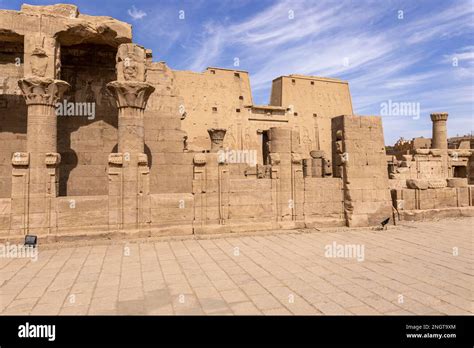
[380,99,420,120]
[217,148,257,167]
[0,243,38,262]
[324,241,365,262]
[55,100,96,120]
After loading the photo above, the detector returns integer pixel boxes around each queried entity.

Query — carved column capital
[207,128,227,152]
[430,112,448,122]
[106,81,155,110]
[18,77,70,106]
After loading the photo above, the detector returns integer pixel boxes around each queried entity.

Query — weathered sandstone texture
[0,4,472,240]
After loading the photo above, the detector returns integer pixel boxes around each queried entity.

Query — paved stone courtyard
[0,218,472,315]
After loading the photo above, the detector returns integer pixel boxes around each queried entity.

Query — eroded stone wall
[0,37,26,198]
[332,115,393,226]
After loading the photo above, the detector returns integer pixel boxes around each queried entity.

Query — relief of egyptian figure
[116,44,146,82]
[30,47,48,77]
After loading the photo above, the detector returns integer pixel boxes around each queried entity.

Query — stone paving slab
[0,218,472,315]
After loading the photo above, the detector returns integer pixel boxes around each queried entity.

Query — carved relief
[30,47,49,77]
[269,153,280,165]
[302,127,312,155]
[207,128,227,152]
[291,153,302,164]
[108,153,124,165]
[54,43,61,78]
[11,152,29,166]
[193,153,207,165]
[116,43,147,82]
[45,152,61,166]
[138,153,148,165]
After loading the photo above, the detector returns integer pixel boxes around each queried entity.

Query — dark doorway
[262,130,270,165]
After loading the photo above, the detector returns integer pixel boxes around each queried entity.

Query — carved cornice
[45,152,61,166]
[18,77,70,106]
[138,153,148,165]
[12,152,29,166]
[193,153,207,165]
[108,153,124,165]
[106,81,155,110]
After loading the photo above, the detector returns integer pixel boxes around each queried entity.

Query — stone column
[17,77,69,233]
[107,44,155,229]
[430,112,448,149]
[207,128,226,152]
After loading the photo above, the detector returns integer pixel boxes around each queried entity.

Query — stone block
[428,179,447,189]
[406,179,428,190]
[447,178,468,188]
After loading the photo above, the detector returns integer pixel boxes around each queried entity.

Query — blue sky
[2,0,473,144]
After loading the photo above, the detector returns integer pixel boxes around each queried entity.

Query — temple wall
[173,70,353,163]
[0,199,11,233]
[0,3,472,241]
[57,44,118,196]
[271,76,353,159]
[332,115,393,227]
[173,68,253,152]
[392,186,473,211]
[0,38,26,199]
[303,177,344,225]
[228,178,274,222]
[144,62,194,194]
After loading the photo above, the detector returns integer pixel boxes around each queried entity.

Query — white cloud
[128,5,147,20]
[167,0,473,145]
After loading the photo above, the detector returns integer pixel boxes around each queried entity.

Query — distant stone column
[430,112,448,149]
[107,43,155,229]
[207,128,227,152]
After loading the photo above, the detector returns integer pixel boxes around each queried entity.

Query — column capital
[18,77,69,106]
[106,81,155,110]
[207,128,227,152]
[430,112,448,122]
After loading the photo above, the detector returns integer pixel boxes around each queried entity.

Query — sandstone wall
[271,75,353,159]
[144,62,193,194]
[173,70,353,163]
[332,115,393,226]
[58,44,118,196]
[0,38,26,199]
[303,177,344,225]
[173,68,253,152]
[392,187,471,211]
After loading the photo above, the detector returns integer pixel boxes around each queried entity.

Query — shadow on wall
[58,43,118,196]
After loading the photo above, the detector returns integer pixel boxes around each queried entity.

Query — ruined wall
[145,61,193,194]
[270,75,353,159]
[332,115,393,227]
